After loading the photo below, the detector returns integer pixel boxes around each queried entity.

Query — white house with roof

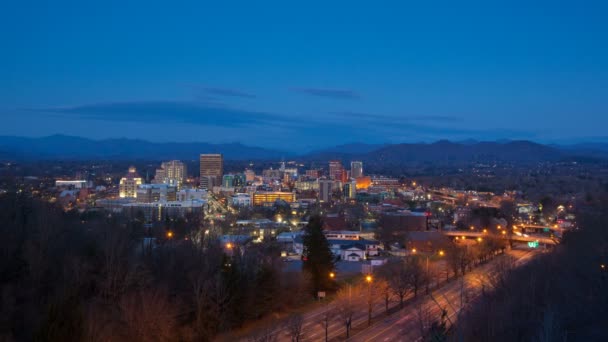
[293,232,380,261]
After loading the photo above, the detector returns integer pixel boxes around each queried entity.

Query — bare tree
[334,284,362,338]
[375,278,392,315]
[119,289,178,342]
[380,260,413,308]
[286,313,304,342]
[248,322,278,342]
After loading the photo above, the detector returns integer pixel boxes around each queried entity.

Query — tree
[334,285,361,338]
[379,260,412,308]
[286,313,304,342]
[302,215,335,294]
[407,257,427,297]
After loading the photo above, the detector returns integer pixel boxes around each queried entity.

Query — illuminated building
[329,160,343,180]
[252,191,296,206]
[119,166,143,198]
[343,180,357,199]
[372,177,400,189]
[154,160,187,189]
[305,169,321,178]
[231,193,252,207]
[200,154,223,188]
[319,179,334,202]
[356,176,372,189]
[136,184,177,203]
[244,169,256,182]
[55,180,88,189]
[350,161,363,178]
[294,179,319,191]
[222,174,234,187]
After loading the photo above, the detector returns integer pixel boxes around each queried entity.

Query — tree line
[0,193,310,341]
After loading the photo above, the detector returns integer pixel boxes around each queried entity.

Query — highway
[347,248,538,342]
[256,247,539,342]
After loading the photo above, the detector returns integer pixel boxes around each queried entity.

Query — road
[240,247,538,342]
[347,248,538,342]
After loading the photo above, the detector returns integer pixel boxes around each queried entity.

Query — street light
[166,231,173,239]
[477,237,483,242]
[226,242,233,249]
[329,272,335,279]
[439,250,445,257]
[366,275,373,326]
[412,248,417,254]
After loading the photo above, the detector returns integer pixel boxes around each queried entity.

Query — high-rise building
[351,161,363,179]
[230,173,246,187]
[244,169,256,182]
[305,169,321,178]
[222,174,234,188]
[154,160,187,189]
[200,154,223,188]
[343,180,357,199]
[319,179,334,202]
[119,166,143,198]
[329,160,343,180]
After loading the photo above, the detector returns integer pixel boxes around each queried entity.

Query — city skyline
[2,1,608,151]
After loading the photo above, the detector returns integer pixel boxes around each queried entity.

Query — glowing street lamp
[166,231,173,239]
[365,275,373,326]
[477,237,483,242]
[411,248,417,254]
[226,242,233,249]
[329,272,335,279]
[439,250,445,257]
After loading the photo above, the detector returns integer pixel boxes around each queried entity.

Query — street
[265,247,539,342]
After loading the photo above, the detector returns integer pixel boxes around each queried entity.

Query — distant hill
[0,135,606,163]
[363,140,565,164]
[0,135,289,161]
[301,140,599,165]
[308,143,388,155]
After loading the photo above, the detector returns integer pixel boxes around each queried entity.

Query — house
[340,244,366,261]
[293,234,380,261]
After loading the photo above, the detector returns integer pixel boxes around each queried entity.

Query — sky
[1,0,607,152]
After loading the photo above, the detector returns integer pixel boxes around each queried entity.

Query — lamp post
[324,272,335,342]
[366,275,373,326]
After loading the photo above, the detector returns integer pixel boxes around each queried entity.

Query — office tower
[233,173,246,187]
[200,154,223,188]
[339,169,348,183]
[319,179,334,202]
[244,169,256,182]
[222,174,234,188]
[154,160,187,189]
[329,160,343,180]
[343,180,357,199]
[351,161,363,178]
[119,166,143,198]
[305,169,321,178]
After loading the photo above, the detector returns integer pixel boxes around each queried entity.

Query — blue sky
[1,0,607,151]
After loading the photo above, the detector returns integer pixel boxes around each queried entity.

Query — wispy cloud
[330,111,462,123]
[293,87,361,100]
[202,87,256,98]
[27,101,290,127]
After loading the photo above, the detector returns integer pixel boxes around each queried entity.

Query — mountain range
[1,135,607,163]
